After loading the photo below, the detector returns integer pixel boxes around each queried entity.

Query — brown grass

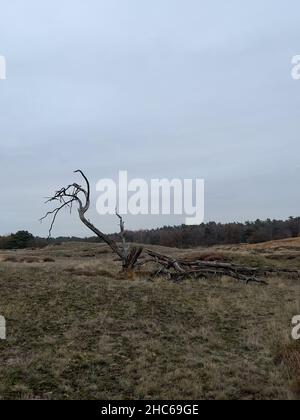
[2,256,19,263]
[64,267,116,279]
[0,241,299,400]
[275,341,300,398]
[43,258,55,263]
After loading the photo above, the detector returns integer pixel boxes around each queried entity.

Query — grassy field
[0,239,299,400]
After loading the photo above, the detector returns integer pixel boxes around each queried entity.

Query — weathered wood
[144,249,299,285]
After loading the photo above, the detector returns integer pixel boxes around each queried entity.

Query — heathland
[0,238,299,400]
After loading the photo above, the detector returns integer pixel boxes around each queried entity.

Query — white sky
[0,0,300,236]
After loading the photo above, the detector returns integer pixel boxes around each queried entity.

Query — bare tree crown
[41,170,142,268]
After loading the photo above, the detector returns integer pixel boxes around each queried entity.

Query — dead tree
[41,170,298,284]
[41,170,142,271]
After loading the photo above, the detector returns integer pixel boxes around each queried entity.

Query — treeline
[0,231,50,250]
[0,231,36,249]
[1,217,299,250]
[0,231,85,250]
[123,217,300,248]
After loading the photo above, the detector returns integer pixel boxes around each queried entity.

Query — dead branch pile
[143,249,299,285]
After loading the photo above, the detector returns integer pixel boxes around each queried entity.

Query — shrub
[0,231,34,249]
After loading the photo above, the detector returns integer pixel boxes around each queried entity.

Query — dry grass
[275,341,300,398]
[0,241,299,400]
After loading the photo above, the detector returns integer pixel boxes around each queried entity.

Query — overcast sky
[0,0,300,236]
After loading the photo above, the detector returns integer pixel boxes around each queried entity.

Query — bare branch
[116,208,129,261]
[40,198,76,238]
[74,169,90,211]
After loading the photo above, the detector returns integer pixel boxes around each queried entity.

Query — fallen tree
[141,249,300,285]
[41,170,299,285]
